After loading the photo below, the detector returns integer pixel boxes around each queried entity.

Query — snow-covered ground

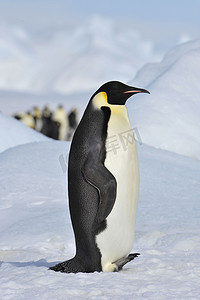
[0,137,199,299]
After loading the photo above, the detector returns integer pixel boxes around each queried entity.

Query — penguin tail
[113,253,140,271]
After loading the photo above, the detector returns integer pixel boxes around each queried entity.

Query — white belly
[96,106,139,272]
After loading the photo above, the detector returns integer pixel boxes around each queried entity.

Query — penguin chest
[96,107,139,271]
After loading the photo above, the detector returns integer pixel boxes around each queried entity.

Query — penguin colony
[50,81,150,273]
[13,105,77,141]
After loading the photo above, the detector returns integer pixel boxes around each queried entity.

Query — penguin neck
[92,92,129,122]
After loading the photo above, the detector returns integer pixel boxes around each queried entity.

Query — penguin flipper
[82,158,117,223]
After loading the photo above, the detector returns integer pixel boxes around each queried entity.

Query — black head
[94,81,150,105]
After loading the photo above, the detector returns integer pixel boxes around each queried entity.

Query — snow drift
[0,112,49,153]
[128,39,200,159]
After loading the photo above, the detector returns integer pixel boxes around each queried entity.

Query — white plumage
[93,92,139,272]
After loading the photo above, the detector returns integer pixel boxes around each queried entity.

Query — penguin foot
[49,257,100,273]
[49,258,84,273]
[113,253,140,271]
[49,261,70,273]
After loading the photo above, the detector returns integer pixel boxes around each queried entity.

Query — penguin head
[43,106,51,118]
[93,81,150,106]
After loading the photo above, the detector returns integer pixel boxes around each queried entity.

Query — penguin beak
[124,87,150,95]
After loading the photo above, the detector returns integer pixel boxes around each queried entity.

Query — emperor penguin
[41,106,60,140]
[33,106,43,132]
[53,105,69,140]
[67,108,78,140]
[50,81,150,273]
[21,112,35,129]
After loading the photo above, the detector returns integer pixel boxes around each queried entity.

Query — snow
[0,17,159,95]
[0,89,89,119]
[128,39,200,159]
[1,27,200,160]
[0,139,199,299]
[0,112,49,153]
[0,5,200,299]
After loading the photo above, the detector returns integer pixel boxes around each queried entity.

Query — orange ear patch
[101,92,108,102]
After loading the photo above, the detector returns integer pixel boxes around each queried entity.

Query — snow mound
[0,141,70,248]
[0,112,49,153]
[128,39,200,159]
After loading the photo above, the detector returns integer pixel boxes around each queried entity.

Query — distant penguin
[41,107,60,140]
[67,108,78,140]
[53,105,69,140]
[13,112,24,121]
[68,108,78,130]
[50,81,150,273]
[33,106,43,132]
[21,112,35,129]
[42,106,51,118]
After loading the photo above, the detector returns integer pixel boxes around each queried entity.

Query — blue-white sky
[0,0,200,31]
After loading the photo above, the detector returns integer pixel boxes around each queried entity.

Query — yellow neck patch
[92,91,127,116]
[92,92,108,107]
